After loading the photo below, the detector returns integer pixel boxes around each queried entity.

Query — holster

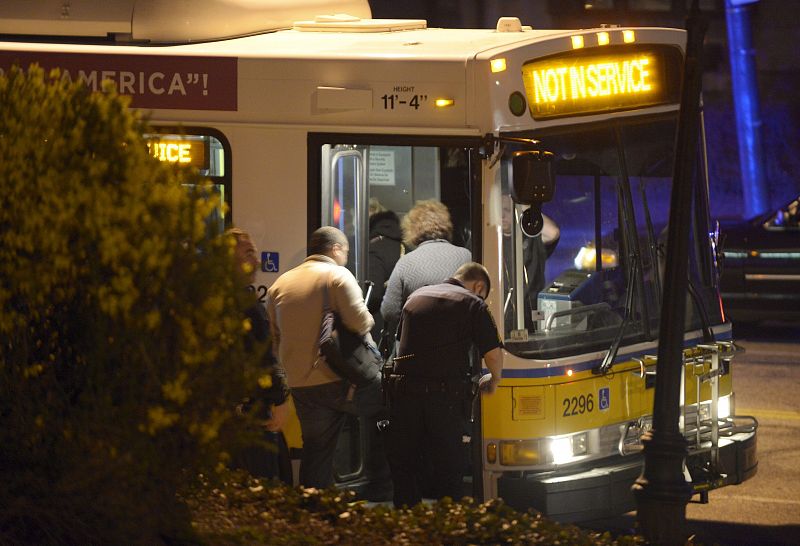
[386,374,471,398]
[381,357,395,410]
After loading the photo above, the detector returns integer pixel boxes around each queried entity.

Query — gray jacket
[380,239,471,329]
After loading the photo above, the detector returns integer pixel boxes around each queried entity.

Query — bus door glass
[322,145,367,282]
[316,139,479,483]
[319,140,477,331]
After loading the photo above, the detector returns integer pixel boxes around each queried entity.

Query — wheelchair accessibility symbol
[599,387,610,411]
[261,251,279,273]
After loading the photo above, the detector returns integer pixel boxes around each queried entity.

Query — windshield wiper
[594,259,638,375]
[594,125,646,375]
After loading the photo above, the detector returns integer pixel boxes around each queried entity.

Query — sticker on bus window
[261,252,279,273]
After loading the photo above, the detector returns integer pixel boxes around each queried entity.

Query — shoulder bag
[318,278,383,387]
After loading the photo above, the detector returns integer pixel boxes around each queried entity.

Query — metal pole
[633,2,707,544]
[725,0,768,218]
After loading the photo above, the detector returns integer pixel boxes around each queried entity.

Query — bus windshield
[502,115,721,360]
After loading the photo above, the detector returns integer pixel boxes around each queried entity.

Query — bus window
[503,120,671,359]
[144,130,231,233]
[618,119,723,334]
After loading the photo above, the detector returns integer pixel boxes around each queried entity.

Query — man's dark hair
[308,226,348,256]
[454,262,491,294]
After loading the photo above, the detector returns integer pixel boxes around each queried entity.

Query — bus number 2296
[562,394,594,417]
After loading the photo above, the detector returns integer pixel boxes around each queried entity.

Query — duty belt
[387,374,471,397]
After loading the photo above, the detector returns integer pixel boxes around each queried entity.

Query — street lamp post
[633,2,708,545]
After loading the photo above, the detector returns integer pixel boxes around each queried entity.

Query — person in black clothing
[228,228,291,483]
[386,262,503,507]
[367,201,404,341]
[502,195,560,331]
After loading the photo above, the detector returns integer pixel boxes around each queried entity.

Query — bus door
[313,136,482,490]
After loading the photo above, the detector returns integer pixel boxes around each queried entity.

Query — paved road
[582,320,800,546]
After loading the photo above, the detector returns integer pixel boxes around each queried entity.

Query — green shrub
[0,65,268,544]
[186,473,645,545]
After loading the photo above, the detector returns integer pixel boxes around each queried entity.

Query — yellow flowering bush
[0,66,266,544]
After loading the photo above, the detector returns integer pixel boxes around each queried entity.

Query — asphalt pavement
[580,320,800,546]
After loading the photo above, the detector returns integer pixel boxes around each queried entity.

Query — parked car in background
[719,195,800,322]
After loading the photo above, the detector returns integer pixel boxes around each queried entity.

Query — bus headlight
[718,395,731,419]
[698,395,732,421]
[550,432,588,464]
[500,439,544,466]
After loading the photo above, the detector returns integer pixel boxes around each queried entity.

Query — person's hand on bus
[479,347,503,394]
[264,401,289,431]
[478,373,501,394]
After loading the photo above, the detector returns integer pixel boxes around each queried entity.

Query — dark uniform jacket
[367,211,404,338]
[503,235,547,331]
[394,278,501,381]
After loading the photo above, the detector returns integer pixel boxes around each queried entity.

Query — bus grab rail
[544,302,612,332]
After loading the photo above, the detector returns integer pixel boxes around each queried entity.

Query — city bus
[0,0,758,522]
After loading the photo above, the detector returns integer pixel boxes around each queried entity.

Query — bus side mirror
[512,151,555,237]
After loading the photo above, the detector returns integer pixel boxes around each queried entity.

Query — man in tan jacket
[267,226,379,488]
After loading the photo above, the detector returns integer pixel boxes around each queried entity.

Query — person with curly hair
[380,200,472,338]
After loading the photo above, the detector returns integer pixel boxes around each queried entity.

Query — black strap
[393,337,471,365]
[387,374,471,395]
[321,274,332,314]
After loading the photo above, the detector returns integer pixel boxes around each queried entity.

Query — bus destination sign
[521,46,681,120]
[146,136,209,170]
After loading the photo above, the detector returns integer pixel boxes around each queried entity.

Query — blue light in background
[725,0,769,218]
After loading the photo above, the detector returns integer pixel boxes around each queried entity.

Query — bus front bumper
[495,426,757,523]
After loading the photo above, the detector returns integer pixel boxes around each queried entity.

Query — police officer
[386,262,503,507]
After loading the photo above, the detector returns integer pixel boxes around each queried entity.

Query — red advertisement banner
[0,50,237,111]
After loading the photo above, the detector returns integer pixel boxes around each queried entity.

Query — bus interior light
[623,30,636,43]
[435,98,455,108]
[571,35,584,49]
[597,32,610,46]
[490,58,507,73]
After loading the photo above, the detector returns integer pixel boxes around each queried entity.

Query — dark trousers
[292,378,384,489]
[387,390,467,508]
[232,430,292,484]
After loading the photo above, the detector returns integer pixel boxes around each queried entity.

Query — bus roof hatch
[294,15,426,33]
